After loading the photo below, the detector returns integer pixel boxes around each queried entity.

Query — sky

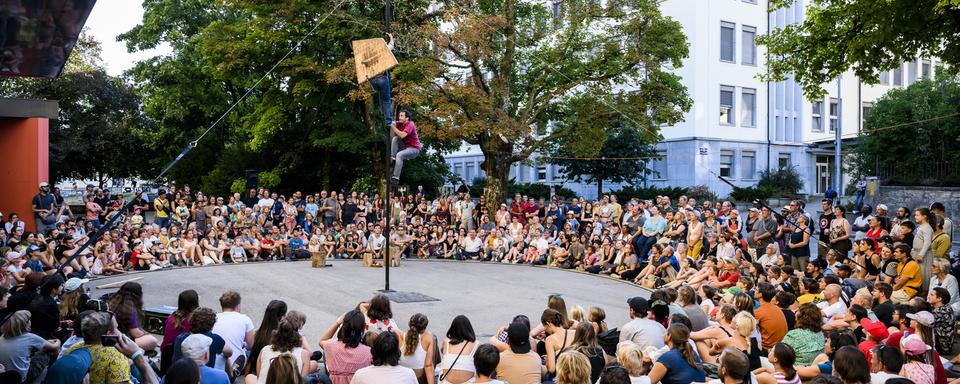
[83,0,170,76]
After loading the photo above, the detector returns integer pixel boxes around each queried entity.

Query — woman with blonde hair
[709,311,761,370]
[556,351,592,384]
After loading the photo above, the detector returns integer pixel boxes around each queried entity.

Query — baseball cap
[507,322,531,354]
[906,311,935,327]
[627,297,648,315]
[859,319,889,341]
[877,204,888,211]
[63,277,89,293]
[181,333,213,360]
[901,334,931,356]
[749,207,760,213]
[39,182,49,187]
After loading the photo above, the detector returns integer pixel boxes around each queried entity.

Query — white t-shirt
[350,365,418,384]
[871,372,905,384]
[213,311,255,365]
[818,300,847,321]
[462,236,483,252]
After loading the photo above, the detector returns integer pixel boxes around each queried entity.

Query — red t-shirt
[717,271,740,287]
[398,121,421,150]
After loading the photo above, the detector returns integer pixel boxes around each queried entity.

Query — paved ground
[91,260,651,343]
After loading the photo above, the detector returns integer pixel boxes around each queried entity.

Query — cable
[539,156,666,161]
[57,1,349,274]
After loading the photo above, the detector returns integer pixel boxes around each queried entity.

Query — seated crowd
[0,182,956,383]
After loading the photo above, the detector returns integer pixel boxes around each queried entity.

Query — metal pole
[382,0,393,292]
[835,75,842,200]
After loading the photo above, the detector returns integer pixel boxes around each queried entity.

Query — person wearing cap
[899,334,935,384]
[494,321,543,384]
[619,297,666,349]
[32,181,57,235]
[182,333,230,384]
[858,318,889,370]
[58,277,90,326]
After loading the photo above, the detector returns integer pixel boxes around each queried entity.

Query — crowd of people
[0,180,957,383]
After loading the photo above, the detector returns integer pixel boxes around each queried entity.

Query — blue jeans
[854,191,865,212]
[369,72,392,126]
[391,137,421,179]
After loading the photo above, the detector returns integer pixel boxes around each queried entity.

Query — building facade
[442,0,941,199]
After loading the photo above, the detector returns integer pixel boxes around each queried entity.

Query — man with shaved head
[818,284,847,323]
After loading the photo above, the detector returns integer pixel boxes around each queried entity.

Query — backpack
[597,328,621,356]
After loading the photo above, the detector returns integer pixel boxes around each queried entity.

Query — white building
[443,0,942,199]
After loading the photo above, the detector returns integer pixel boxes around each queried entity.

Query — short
[891,289,914,304]
[687,240,702,259]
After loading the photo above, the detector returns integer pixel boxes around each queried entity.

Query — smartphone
[102,335,120,347]
[497,329,508,343]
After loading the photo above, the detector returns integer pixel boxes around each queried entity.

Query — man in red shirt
[521,196,539,223]
[509,194,525,224]
[390,110,422,184]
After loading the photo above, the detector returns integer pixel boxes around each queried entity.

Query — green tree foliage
[0,33,153,185]
[851,76,960,186]
[405,0,691,207]
[760,0,960,99]
[121,0,447,195]
[547,125,658,198]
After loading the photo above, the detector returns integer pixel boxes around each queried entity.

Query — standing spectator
[854,176,867,212]
[912,208,935,292]
[85,195,104,229]
[32,182,56,234]
[154,190,171,228]
[459,194,476,232]
[929,202,952,242]
[750,207,777,260]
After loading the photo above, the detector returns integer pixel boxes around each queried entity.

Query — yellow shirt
[154,197,169,218]
[933,232,951,259]
[66,343,131,383]
[797,293,823,305]
[897,259,923,296]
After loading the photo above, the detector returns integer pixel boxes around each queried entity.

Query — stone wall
[874,186,960,226]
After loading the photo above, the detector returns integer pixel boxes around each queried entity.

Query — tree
[850,75,960,186]
[548,124,658,198]
[402,0,691,206]
[759,0,960,99]
[121,0,449,195]
[0,33,153,185]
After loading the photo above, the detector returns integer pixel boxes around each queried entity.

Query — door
[816,156,831,194]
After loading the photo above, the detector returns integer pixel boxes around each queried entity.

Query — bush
[467,177,576,200]
[608,185,689,201]
[686,184,718,203]
[728,185,778,203]
[757,166,804,196]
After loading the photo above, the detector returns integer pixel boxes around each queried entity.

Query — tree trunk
[479,134,513,208]
[597,176,603,200]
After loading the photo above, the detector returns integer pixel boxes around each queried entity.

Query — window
[465,163,475,181]
[720,85,735,125]
[650,150,667,179]
[453,163,463,178]
[741,26,756,65]
[861,102,873,128]
[778,153,792,169]
[741,88,756,127]
[922,60,931,79]
[720,22,736,62]
[537,164,548,181]
[812,101,823,132]
[879,70,889,85]
[720,150,735,178]
[829,98,839,133]
[742,151,756,179]
[893,65,903,86]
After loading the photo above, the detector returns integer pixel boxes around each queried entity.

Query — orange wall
[0,117,49,233]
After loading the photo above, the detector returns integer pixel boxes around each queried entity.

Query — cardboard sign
[352,38,398,83]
